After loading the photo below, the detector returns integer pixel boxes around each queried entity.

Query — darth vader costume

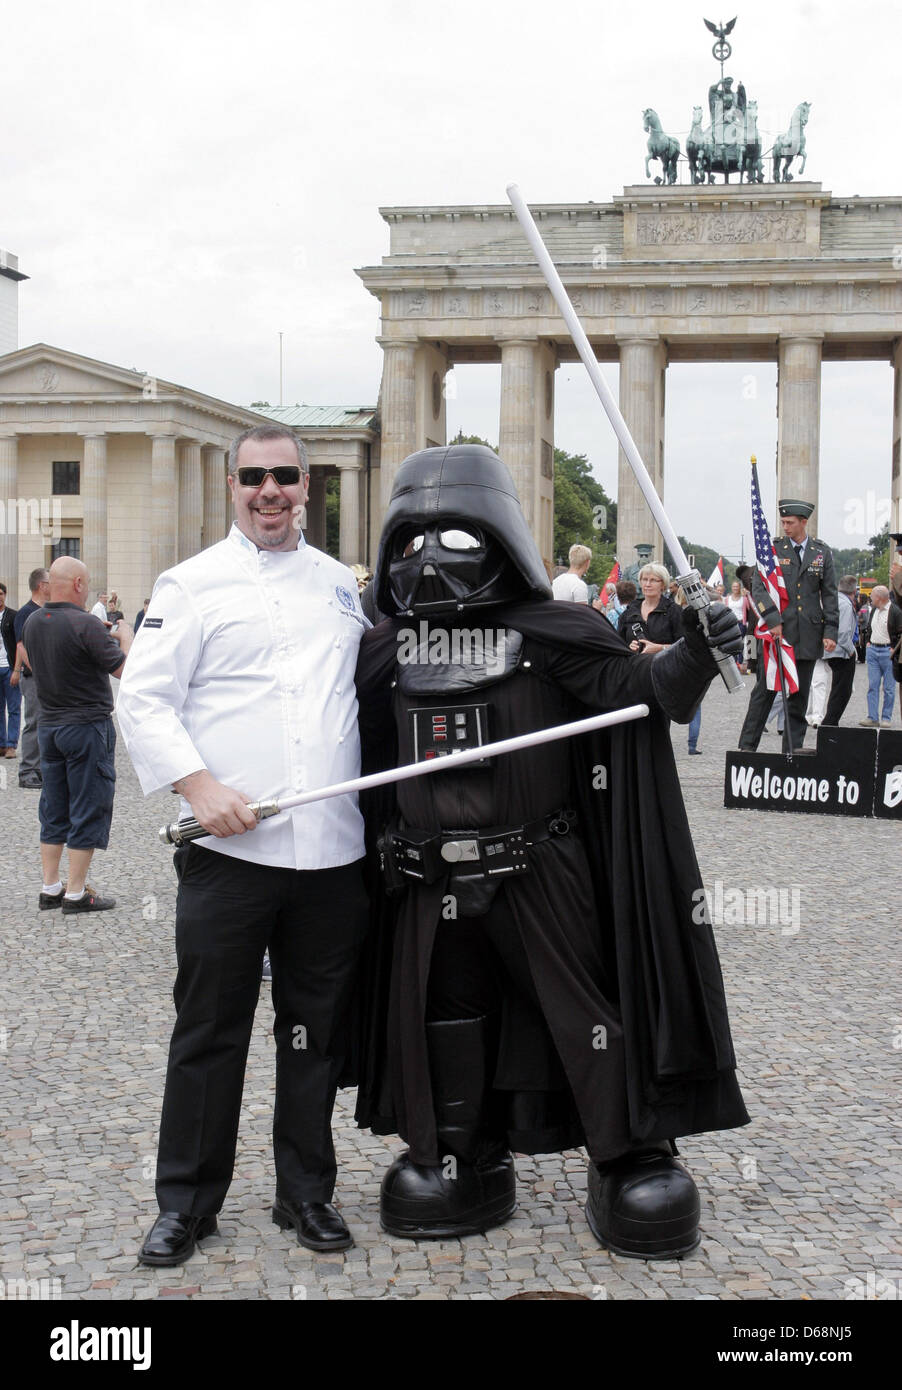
[354,445,748,1258]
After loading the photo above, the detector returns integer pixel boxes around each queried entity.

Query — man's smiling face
[227,436,309,552]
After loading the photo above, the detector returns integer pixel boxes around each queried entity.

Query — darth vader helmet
[374,445,552,617]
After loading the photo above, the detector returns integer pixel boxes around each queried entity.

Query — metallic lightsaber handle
[160,798,282,846]
[676,570,745,694]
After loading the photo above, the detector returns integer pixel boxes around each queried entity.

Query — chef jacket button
[314,559,320,566]
[338,735,344,743]
[335,686,342,694]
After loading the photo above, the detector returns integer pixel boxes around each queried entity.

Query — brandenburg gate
[357,181,902,565]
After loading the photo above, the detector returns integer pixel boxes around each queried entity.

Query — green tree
[325,475,340,557]
[552,448,616,586]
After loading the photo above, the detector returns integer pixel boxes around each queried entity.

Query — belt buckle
[440,838,481,864]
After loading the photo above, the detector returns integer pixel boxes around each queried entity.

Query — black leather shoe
[138,1211,218,1266]
[39,886,65,910]
[380,1148,517,1238]
[272,1197,353,1251]
[586,1149,700,1260]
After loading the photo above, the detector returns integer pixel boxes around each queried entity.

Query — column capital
[334,458,362,471]
[777,333,824,345]
[616,334,664,347]
[377,336,419,350]
[78,430,108,439]
[498,336,537,348]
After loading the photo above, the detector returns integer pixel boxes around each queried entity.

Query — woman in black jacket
[618,563,682,654]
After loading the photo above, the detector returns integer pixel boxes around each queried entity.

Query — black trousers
[155,845,368,1215]
[822,654,857,726]
[738,649,815,754]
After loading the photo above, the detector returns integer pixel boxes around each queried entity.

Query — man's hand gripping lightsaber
[160,704,650,845]
[506,183,744,695]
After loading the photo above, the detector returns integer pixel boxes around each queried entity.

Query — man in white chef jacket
[118,425,370,1266]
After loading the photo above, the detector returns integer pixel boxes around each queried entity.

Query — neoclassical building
[0,344,377,614]
[356,182,902,564]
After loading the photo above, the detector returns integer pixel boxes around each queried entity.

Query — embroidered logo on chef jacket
[335,586,356,609]
[142,618,164,629]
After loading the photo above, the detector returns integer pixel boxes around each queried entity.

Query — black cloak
[353,599,749,1163]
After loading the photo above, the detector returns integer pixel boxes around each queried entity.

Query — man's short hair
[838,574,857,595]
[228,425,308,475]
[28,567,50,592]
[0,582,6,595]
[568,544,592,568]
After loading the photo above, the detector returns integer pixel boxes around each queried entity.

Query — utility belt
[378,808,576,893]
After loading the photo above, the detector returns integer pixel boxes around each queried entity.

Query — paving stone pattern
[1,664,899,1301]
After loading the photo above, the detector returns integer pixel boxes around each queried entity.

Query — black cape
[353,600,749,1161]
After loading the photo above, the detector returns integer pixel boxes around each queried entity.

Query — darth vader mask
[373,445,553,618]
[388,522,520,616]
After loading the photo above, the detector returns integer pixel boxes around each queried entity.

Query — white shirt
[91,601,108,621]
[117,525,369,870]
[869,605,890,644]
[552,572,589,603]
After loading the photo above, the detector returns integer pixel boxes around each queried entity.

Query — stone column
[378,339,418,509]
[414,342,449,451]
[616,338,667,566]
[81,433,108,595]
[150,434,178,581]
[498,340,556,562]
[336,459,362,566]
[777,335,822,534]
[0,434,18,596]
[178,440,203,562]
[202,446,228,548]
[891,338,901,533]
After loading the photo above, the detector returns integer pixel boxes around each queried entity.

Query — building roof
[255,404,376,430]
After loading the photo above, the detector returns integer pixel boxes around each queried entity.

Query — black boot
[585,1144,700,1260]
[380,1016,516,1238]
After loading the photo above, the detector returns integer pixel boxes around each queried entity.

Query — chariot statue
[640,17,811,187]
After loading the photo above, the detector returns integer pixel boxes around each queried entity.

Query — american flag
[750,458,799,693]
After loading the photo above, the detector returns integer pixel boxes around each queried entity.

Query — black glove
[681,602,744,661]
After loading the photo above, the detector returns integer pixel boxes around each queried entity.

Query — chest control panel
[409,703,491,767]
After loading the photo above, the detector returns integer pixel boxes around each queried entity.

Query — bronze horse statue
[643,108,680,185]
[686,105,713,184]
[773,102,811,182]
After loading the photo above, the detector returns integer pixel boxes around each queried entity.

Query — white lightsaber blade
[506,183,744,694]
[160,704,649,845]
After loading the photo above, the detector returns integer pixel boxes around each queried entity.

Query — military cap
[777,498,815,519]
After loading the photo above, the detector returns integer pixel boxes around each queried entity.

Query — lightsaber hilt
[160,798,282,846]
[506,182,743,695]
[675,570,746,694]
[158,704,650,847]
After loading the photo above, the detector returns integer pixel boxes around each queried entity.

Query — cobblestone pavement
[1,663,899,1302]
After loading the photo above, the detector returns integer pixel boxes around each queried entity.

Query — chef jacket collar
[228,522,307,557]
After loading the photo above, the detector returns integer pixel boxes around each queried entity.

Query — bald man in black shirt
[22,557,133,912]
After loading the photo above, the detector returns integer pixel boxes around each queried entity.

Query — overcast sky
[2,0,899,561]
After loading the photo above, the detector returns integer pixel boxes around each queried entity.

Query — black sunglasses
[236,465,303,487]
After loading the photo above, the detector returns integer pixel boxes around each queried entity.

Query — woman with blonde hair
[617,563,681,655]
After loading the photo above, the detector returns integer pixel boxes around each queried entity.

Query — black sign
[724,727,888,817]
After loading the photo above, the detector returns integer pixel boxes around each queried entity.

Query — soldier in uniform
[738,498,838,753]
